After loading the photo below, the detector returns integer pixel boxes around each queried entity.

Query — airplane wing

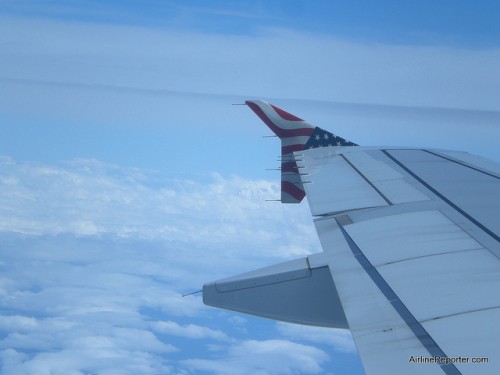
[203,101,500,375]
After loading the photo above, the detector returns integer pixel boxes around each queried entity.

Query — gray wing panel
[295,147,389,215]
[298,146,500,375]
[344,210,500,372]
[385,149,500,241]
[203,253,348,328]
[314,217,447,375]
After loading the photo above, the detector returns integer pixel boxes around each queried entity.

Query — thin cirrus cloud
[1,14,500,111]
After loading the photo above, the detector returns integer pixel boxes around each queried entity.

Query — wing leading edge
[203,101,500,375]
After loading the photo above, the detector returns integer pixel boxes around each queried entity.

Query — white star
[315,134,320,141]
[337,141,342,146]
[324,133,329,140]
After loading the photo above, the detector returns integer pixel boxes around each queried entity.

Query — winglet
[245,100,357,203]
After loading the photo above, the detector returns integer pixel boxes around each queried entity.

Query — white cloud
[4,348,173,375]
[0,233,210,374]
[0,157,341,374]
[276,322,357,354]
[0,315,176,375]
[0,158,318,262]
[151,320,230,342]
[183,339,329,375]
[0,315,38,332]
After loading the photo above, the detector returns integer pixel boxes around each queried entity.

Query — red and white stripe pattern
[246,100,315,203]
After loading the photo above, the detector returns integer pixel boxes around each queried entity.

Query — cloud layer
[0,157,318,257]
[2,6,497,373]
[0,157,359,374]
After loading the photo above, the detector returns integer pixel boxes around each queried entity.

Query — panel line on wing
[421,305,500,324]
[340,154,393,205]
[424,150,500,179]
[382,150,500,243]
[377,247,484,267]
[335,219,462,375]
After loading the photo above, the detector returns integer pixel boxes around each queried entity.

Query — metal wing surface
[296,146,500,375]
[203,101,500,375]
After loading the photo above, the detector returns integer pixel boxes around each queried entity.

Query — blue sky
[1,1,500,374]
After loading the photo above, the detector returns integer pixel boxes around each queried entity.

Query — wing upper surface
[297,147,500,375]
[204,102,500,375]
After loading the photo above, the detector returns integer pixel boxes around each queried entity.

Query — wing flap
[314,216,446,375]
[203,254,348,328]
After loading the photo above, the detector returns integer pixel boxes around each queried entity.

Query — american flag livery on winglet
[245,100,357,203]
